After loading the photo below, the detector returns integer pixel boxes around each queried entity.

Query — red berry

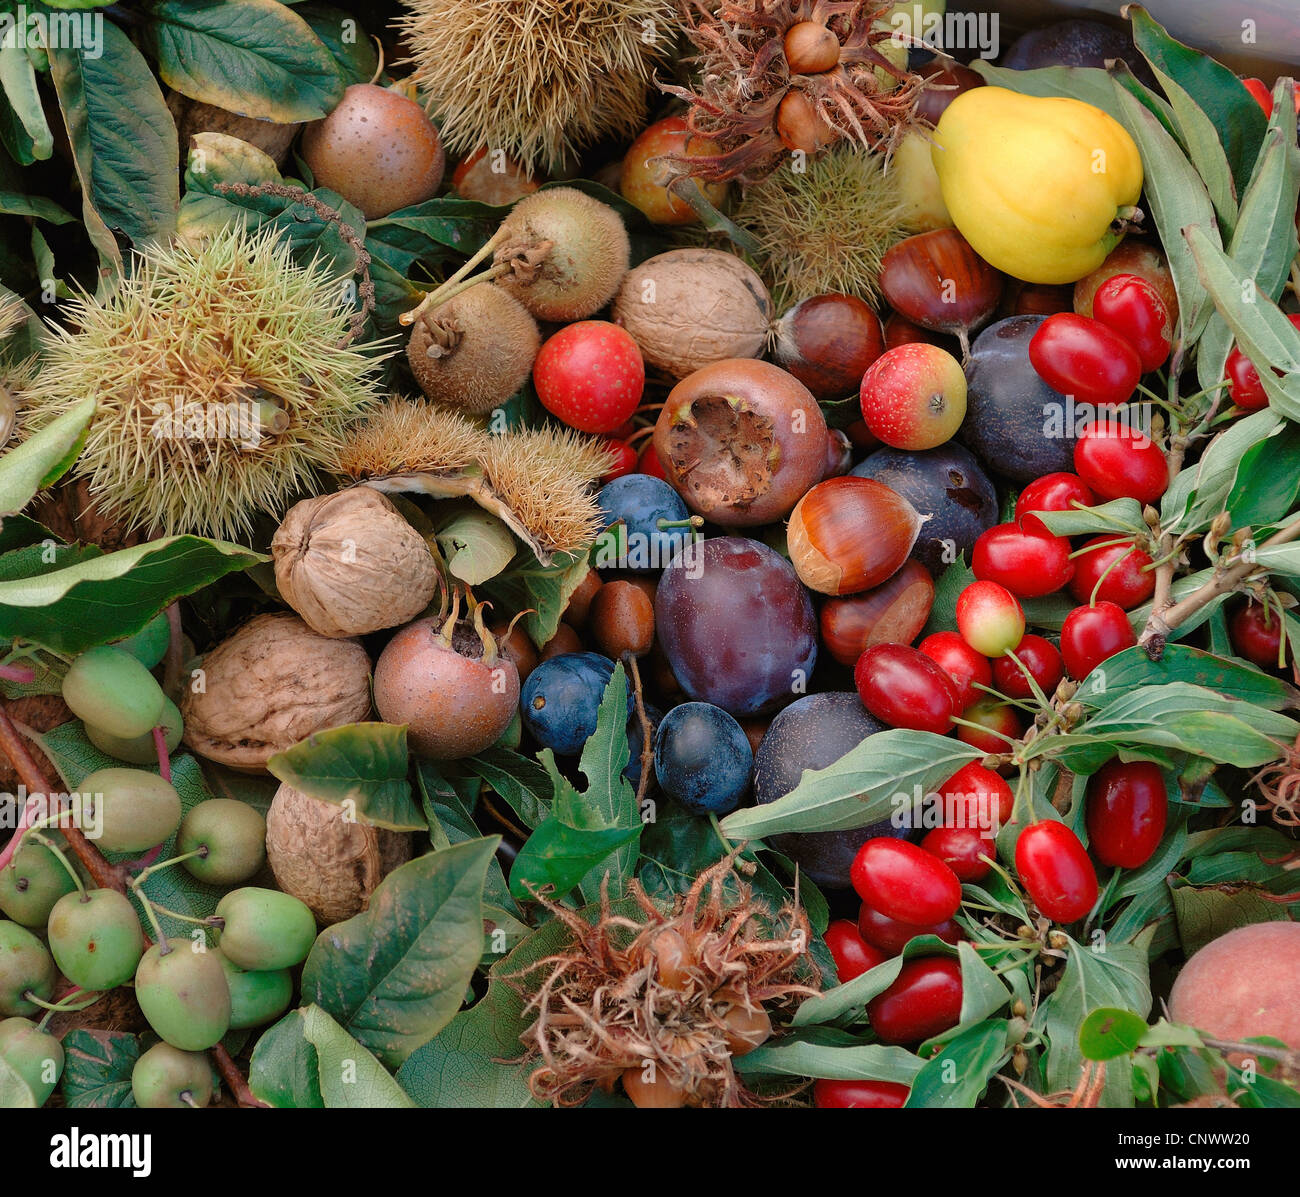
[1085,759,1168,869]
[1028,312,1142,407]
[854,644,960,734]
[858,903,963,956]
[599,438,637,483]
[972,522,1074,598]
[1229,601,1288,670]
[637,440,667,480]
[1091,273,1172,373]
[851,838,963,925]
[1241,76,1273,117]
[1060,601,1136,680]
[956,699,1023,757]
[1225,347,1271,411]
[938,761,1015,833]
[867,956,963,1044]
[1014,821,1098,923]
[1014,472,1098,536]
[533,320,645,434]
[1068,536,1156,609]
[918,631,991,711]
[920,825,994,883]
[1073,422,1168,505]
[813,1078,910,1108]
[956,580,1025,658]
[824,918,888,983]
[992,634,1064,701]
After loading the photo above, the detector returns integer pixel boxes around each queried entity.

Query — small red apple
[859,343,966,450]
[451,147,540,206]
[619,117,727,226]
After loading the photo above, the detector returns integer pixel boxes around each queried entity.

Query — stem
[35,989,105,1027]
[398,228,510,326]
[163,601,183,702]
[153,726,172,783]
[22,828,86,898]
[622,651,654,812]
[211,1043,268,1109]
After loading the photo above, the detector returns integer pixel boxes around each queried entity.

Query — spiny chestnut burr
[787,477,924,596]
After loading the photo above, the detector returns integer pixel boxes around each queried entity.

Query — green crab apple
[0,838,76,927]
[79,768,182,854]
[131,1041,215,1109]
[212,949,294,1030]
[177,800,266,886]
[47,888,144,991]
[134,944,231,1051]
[61,646,165,739]
[0,920,56,1017]
[0,1017,64,1104]
[214,888,316,971]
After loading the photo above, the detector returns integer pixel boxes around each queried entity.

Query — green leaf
[1184,224,1300,418]
[266,722,424,831]
[1127,5,1267,201]
[0,535,265,653]
[300,837,497,1067]
[1075,643,1300,712]
[737,1032,924,1084]
[436,507,517,586]
[140,0,345,122]
[458,747,551,829]
[415,760,514,912]
[1078,1007,1149,1061]
[1161,409,1283,534]
[365,198,504,275]
[922,557,975,638]
[299,1004,418,1108]
[59,1030,140,1109]
[793,936,959,1026]
[248,1010,324,1108]
[295,3,379,86]
[972,61,1172,129]
[0,41,52,164]
[508,810,641,902]
[903,1020,1010,1108]
[48,20,178,258]
[0,397,93,517]
[957,940,1011,1025]
[1227,422,1300,531]
[1033,497,1145,539]
[480,549,591,649]
[719,729,978,839]
[1169,883,1293,956]
[1110,71,1222,350]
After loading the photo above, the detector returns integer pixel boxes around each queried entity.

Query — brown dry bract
[510,854,819,1108]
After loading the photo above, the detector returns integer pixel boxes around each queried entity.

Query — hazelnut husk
[180,613,372,772]
[272,488,438,638]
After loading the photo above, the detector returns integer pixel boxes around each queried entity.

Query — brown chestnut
[787,476,924,596]
[654,358,827,528]
[784,21,840,75]
[772,294,885,402]
[1007,282,1074,318]
[589,581,655,659]
[823,429,853,479]
[820,561,934,666]
[776,91,835,153]
[916,62,986,128]
[880,229,1003,354]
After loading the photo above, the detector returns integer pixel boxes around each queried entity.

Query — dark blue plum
[961,315,1076,484]
[654,702,753,815]
[753,692,905,888]
[655,537,817,717]
[592,474,692,572]
[851,443,996,575]
[1003,19,1156,87]
[521,653,620,756]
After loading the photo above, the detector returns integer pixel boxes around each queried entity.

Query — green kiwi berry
[134,944,231,1051]
[84,697,182,765]
[47,888,144,991]
[0,838,77,928]
[111,612,171,669]
[0,1016,64,1104]
[215,887,316,971]
[0,920,56,1017]
[79,768,182,854]
[61,646,165,739]
[212,949,293,1030]
[130,1041,214,1108]
[176,799,266,886]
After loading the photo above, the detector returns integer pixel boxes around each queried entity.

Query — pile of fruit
[0,0,1297,1112]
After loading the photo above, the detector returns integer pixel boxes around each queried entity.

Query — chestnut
[653,358,827,528]
[880,229,1003,355]
[786,476,924,596]
[916,62,986,128]
[772,294,885,402]
[820,561,934,666]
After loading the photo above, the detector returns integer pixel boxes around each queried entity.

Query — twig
[211,1043,268,1108]
[163,601,184,703]
[621,652,654,810]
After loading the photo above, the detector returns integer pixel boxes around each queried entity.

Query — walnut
[180,613,372,772]
[265,782,412,923]
[271,487,438,638]
[612,249,772,379]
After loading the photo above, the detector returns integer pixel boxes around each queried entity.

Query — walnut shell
[265,782,412,924]
[272,488,438,638]
[612,249,772,379]
[180,613,372,772]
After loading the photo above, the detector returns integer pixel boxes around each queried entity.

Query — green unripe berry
[0,1017,64,1105]
[61,646,165,739]
[0,920,56,1017]
[177,799,266,886]
[212,949,293,1030]
[111,612,171,670]
[215,887,316,971]
[134,943,230,1051]
[80,768,182,854]
[85,697,182,764]
[47,888,144,991]
[0,838,77,927]
[130,1041,214,1108]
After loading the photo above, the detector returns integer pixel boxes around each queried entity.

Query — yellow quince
[931,86,1143,285]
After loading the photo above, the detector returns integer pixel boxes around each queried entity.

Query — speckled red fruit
[824,918,888,983]
[301,84,445,220]
[534,321,645,434]
[859,343,966,451]
[619,116,726,225]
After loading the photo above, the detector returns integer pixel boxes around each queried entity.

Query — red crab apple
[859,343,967,451]
[619,116,727,226]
